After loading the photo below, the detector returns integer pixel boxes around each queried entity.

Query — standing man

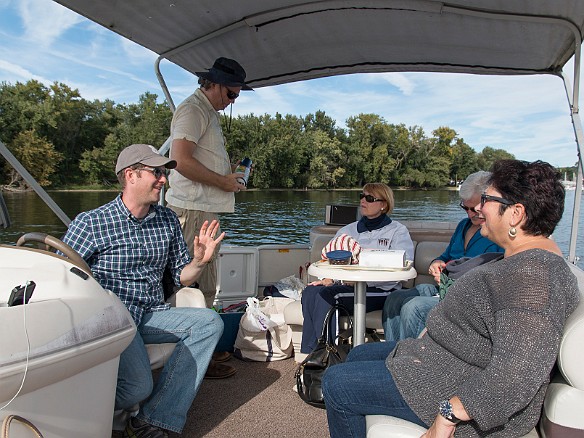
[165,57,253,378]
[62,144,225,437]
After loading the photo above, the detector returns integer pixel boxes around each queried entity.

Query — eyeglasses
[140,167,168,179]
[226,89,239,100]
[459,201,477,213]
[359,193,383,203]
[480,193,514,208]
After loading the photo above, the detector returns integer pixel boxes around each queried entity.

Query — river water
[1,189,583,265]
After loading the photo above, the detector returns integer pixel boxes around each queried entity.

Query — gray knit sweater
[387,249,580,437]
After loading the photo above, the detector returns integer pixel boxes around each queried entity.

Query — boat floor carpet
[112,356,329,437]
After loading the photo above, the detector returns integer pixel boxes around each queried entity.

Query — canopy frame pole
[0,140,71,226]
[562,71,584,264]
[155,56,176,113]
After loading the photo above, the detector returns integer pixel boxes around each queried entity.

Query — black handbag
[295,304,353,408]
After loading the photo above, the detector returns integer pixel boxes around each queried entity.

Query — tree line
[0,79,574,190]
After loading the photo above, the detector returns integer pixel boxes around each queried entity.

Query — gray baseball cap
[115,144,177,174]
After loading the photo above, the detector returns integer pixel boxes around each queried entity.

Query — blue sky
[1,0,582,168]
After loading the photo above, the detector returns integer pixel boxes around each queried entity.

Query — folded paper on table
[359,249,406,268]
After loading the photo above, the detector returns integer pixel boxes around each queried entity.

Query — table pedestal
[307,262,417,346]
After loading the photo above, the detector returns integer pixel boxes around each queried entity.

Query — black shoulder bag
[295,304,353,408]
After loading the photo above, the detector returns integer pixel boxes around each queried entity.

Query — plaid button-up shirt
[62,194,192,325]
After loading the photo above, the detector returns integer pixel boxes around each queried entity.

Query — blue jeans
[115,307,223,433]
[401,295,439,338]
[382,284,437,341]
[322,342,426,437]
[301,284,388,353]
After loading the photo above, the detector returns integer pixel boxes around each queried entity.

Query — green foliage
[1,79,517,190]
[476,146,515,171]
[8,130,63,188]
[307,130,346,189]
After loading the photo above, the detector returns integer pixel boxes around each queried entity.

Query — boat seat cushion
[557,263,584,391]
[366,415,427,437]
[539,263,584,434]
[412,241,449,286]
[365,416,538,438]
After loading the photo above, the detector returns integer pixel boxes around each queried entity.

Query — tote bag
[234,297,294,361]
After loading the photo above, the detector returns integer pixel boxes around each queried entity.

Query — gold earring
[508,227,517,238]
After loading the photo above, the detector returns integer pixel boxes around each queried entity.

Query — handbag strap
[318,304,353,346]
[2,415,44,438]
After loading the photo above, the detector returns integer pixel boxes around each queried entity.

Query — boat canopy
[22,1,584,262]
[53,0,584,88]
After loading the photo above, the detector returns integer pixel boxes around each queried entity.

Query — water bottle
[213,300,224,313]
[235,157,252,186]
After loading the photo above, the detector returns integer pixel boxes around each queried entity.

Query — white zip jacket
[334,219,414,291]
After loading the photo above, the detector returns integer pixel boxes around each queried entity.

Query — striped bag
[321,233,362,264]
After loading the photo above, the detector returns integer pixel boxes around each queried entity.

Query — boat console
[0,244,135,438]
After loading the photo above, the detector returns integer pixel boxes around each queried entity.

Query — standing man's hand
[171,138,244,193]
[225,172,247,193]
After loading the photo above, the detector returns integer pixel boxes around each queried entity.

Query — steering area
[16,232,92,277]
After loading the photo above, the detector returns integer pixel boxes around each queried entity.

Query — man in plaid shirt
[62,144,225,438]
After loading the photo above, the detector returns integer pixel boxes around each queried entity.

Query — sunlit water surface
[1,189,582,265]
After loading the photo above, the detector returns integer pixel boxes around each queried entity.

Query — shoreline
[2,186,461,193]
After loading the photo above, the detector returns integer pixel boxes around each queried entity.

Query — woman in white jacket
[300,182,414,354]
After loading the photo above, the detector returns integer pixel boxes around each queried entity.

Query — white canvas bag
[234,297,294,361]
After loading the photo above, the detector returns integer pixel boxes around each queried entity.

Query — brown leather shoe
[204,361,236,379]
[212,351,232,363]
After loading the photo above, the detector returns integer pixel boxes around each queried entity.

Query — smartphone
[8,281,36,306]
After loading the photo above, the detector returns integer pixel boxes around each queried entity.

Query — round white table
[307,261,417,346]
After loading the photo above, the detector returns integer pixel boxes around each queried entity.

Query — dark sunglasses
[459,201,478,213]
[140,166,168,179]
[226,89,239,100]
[359,193,382,203]
[480,193,514,207]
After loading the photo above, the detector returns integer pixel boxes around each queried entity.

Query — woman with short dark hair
[323,160,580,438]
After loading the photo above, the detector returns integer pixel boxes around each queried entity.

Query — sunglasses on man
[359,193,382,203]
[140,166,168,179]
[226,89,239,100]
[459,201,478,213]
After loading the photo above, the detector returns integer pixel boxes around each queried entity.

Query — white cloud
[363,72,416,95]
[0,59,48,83]
[18,0,82,46]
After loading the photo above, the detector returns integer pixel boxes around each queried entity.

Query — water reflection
[1,189,582,265]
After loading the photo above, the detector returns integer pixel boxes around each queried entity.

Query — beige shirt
[165,88,235,213]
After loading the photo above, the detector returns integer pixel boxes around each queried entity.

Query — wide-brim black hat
[196,57,253,90]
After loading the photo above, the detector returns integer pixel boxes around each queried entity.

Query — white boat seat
[365,262,584,437]
[539,262,584,436]
[410,241,450,287]
[366,416,427,437]
[365,416,539,438]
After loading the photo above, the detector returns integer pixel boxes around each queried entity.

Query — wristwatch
[439,400,462,424]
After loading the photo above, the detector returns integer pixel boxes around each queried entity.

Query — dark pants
[300,284,388,353]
